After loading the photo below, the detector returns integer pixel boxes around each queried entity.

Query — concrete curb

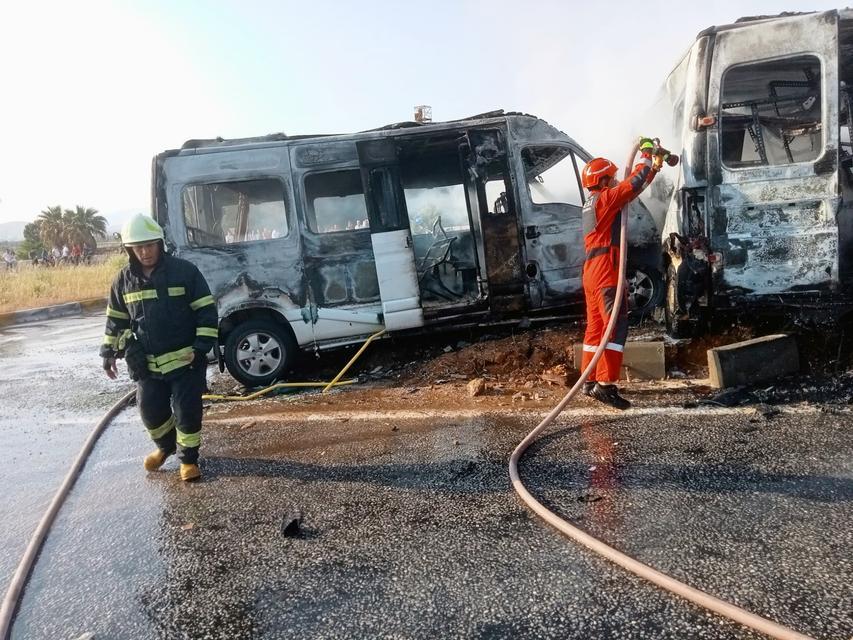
[707,333,799,389]
[0,297,107,328]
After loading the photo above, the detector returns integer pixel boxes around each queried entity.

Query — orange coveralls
[580,154,656,383]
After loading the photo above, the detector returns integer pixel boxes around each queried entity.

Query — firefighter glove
[190,349,208,370]
[125,337,150,381]
[638,137,656,153]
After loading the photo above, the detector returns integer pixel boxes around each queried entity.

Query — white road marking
[206,403,848,426]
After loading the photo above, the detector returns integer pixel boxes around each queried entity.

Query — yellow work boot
[143,449,173,472]
[180,463,201,482]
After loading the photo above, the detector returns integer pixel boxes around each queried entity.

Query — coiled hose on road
[509,144,815,640]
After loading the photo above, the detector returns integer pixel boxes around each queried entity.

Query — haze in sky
[0,0,834,226]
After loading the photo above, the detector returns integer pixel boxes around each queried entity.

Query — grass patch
[0,255,127,314]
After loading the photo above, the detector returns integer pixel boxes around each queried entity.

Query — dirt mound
[403,326,582,385]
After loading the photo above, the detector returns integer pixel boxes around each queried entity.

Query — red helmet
[581,157,618,190]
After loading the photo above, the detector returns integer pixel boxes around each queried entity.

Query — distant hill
[0,221,26,242]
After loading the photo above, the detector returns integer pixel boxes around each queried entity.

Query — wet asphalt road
[0,315,851,639]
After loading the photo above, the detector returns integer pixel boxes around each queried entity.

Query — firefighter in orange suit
[579,141,663,409]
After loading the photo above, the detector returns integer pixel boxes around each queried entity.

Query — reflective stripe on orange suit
[580,154,655,383]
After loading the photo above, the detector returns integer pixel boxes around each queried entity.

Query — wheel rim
[627,269,655,311]
[235,331,283,378]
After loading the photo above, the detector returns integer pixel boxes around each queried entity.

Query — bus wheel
[224,319,296,387]
[626,266,664,320]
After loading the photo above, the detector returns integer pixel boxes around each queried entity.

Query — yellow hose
[204,328,385,402]
[322,328,386,393]
[202,379,356,402]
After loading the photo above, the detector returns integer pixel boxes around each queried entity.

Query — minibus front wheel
[223,318,297,387]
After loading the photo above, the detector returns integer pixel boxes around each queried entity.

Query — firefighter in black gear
[100,214,218,481]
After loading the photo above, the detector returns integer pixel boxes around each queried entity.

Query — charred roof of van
[696,9,846,38]
[177,110,545,151]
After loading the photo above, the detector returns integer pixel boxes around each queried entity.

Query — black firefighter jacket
[100,253,218,377]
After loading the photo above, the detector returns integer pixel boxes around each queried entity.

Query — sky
[0,0,839,226]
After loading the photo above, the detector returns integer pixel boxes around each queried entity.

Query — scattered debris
[467,378,486,397]
[540,364,570,386]
[72,634,95,640]
[701,386,754,407]
[749,403,780,420]
[240,420,257,431]
[281,510,303,537]
[181,523,195,531]
[443,346,453,353]
[577,494,603,503]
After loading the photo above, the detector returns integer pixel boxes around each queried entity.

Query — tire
[626,266,664,320]
[224,319,297,387]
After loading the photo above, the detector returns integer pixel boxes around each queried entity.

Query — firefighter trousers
[581,283,628,384]
[136,364,206,464]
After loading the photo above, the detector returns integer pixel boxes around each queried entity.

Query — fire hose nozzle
[650,138,679,167]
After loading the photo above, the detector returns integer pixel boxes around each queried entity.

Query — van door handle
[405,235,413,248]
[525,225,540,239]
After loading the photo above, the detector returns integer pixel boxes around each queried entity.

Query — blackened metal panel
[466,129,526,315]
[161,147,313,345]
[290,141,381,312]
[707,11,841,294]
[506,116,664,309]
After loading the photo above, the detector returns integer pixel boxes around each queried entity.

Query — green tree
[63,205,107,249]
[38,205,65,249]
[17,221,45,259]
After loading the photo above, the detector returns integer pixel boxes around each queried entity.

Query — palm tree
[38,206,65,249]
[63,205,107,249]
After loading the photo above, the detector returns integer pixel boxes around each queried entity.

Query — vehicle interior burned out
[645,10,853,337]
[154,111,662,384]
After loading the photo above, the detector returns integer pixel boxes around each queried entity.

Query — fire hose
[0,330,379,639]
[0,388,137,640]
[509,141,816,640]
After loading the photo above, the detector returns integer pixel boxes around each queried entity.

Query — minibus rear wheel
[224,319,296,388]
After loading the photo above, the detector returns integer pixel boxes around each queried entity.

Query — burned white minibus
[647,10,853,336]
[152,111,662,385]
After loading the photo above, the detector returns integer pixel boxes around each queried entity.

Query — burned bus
[152,111,663,385]
[647,10,853,336]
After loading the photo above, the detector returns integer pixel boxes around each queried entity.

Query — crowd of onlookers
[2,243,96,271]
